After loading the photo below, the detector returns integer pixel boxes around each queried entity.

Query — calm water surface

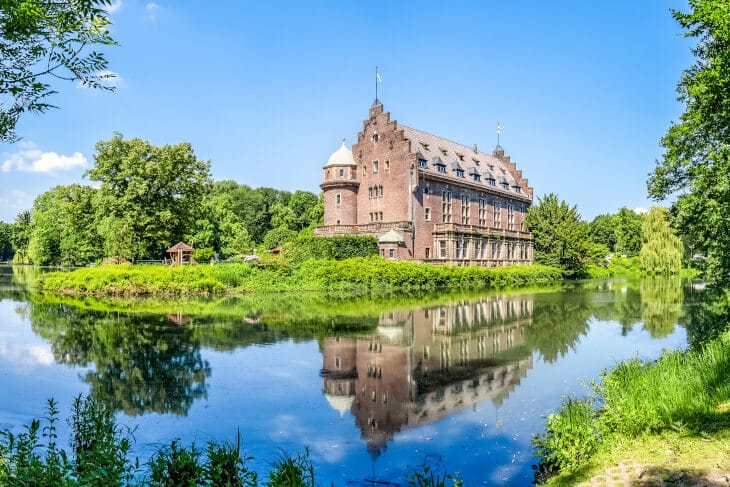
[0,266,715,485]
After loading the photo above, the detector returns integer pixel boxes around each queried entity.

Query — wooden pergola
[166,242,194,265]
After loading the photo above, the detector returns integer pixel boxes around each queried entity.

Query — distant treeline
[0,134,324,266]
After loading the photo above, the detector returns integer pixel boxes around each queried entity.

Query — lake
[0,266,717,485]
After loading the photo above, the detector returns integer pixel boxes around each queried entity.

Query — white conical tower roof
[324,141,357,168]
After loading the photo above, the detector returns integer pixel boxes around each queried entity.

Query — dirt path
[576,460,730,486]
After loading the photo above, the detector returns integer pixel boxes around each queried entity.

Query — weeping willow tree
[639,207,682,275]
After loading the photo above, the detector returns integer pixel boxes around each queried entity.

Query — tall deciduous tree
[614,207,643,257]
[639,206,683,275]
[0,0,116,142]
[525,193,593,277]
[648,0,730,282]
[0,221,13,261]
[88,134,212,260]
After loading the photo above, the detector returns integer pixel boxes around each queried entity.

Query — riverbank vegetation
[36,257,563,296]
[535,326,730,484]
[0,395,462,487]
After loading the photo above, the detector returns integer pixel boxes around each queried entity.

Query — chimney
[472,144,478,153]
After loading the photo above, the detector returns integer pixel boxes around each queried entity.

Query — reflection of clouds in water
[0,343,54,367]
[268,414,352,464]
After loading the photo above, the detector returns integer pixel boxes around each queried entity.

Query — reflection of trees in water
[589,282,642,335]
[29,300,210,416]
[640,276,683,338]
[526,292,593,363]
[683,287,730,350]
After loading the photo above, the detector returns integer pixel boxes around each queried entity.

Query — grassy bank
[535,329,730,485]
[36,257,563,296]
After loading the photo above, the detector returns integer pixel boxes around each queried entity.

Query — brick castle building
[314,103,534,265]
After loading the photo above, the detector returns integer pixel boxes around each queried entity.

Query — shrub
[194,247,216,263]
[532,398,601,475]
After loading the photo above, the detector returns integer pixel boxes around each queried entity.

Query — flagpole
[375,66,379,104]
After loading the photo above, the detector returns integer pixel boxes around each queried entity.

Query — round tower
[320,141,360,226]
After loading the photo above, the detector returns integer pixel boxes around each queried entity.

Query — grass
[36,257,564,297]
[534,330,730,484]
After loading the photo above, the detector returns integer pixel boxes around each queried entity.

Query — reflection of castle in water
[321,296,534,456]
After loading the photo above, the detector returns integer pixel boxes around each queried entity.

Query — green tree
[589,214,617,251]
[639,206,683,275]
[614,207,643,257]
[648,0,730,283]
[26,185,102,266]
[11,209,32,264]
[0,221,13,261]
[0,0,116,142]
[27,189,62,265]
[88,134,212,260]
[525,193,593,277]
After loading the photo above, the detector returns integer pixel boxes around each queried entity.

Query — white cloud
[105,0,123,13]
[1,142,88,174]
[146,2,159,20]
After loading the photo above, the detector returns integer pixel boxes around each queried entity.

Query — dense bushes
[37,258,563,296]
[281,235,378,264]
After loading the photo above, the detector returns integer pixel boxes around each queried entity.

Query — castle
[314,103,534,265]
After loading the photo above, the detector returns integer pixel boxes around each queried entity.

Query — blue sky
[0,0,692,223]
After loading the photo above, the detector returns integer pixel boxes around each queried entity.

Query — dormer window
[488,178,496,187]
[456,169,464,178]
[437,164,446,174]
[473,174,481,182]
[502,182,509,190]
[514,186,521,194]
[418,158,427,168]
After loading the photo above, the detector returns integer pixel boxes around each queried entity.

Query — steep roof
[167,242,194,252]
[400,125,525,196]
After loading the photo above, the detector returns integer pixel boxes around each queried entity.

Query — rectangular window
[456,169,464,178]
[437,164,446,173]
[462,240,468,259]
[473,174,481,182]
[336,193,341,205]
[425,207,431,221]
[442,191,452,223]
[494,201,501,228]
[475,240,481,260]
[455,239,462,259]
[478,199,487,227]
[389,249,394,258]
[508,204,515,231]
[373,161,379,173]
[488,178,495,187]
[425,247,430,259]
[339,169,345,177]
[379,185,384,198]
[418,158,427,168]
[385,160,390,171]
[461,195,470,224]
[439,240,447,258]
